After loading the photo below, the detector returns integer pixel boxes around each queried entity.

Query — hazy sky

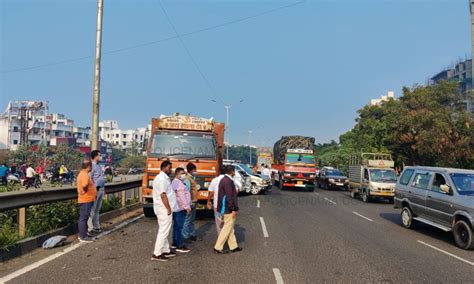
[0,0,471,146]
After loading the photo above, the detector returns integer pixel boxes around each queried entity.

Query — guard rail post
[18,187,26,238]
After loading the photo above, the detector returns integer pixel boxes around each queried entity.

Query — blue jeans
[182,203,197,239]
[89,188,104,230]
[172,210,186,248]
[78,202,94,239]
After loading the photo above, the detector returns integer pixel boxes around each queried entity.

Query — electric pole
[91,0,104,150]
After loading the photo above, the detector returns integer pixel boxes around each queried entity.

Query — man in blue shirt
[88,150,106,234]
[0,163,8,185]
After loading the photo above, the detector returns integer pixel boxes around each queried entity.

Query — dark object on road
[394,166,474,250]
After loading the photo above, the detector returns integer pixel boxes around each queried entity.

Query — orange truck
[141,114,225,217]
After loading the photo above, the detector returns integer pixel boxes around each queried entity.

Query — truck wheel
[388,198,395,204]
[453,220,474,250]
[250,183,260,195]
[362,191,370,203]
[401,206,415,229]
[143,207,156,218]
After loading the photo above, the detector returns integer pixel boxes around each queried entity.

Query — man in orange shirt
[77,159,97,243]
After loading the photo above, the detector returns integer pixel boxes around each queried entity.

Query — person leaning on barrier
[76,159,97,243]
[88,150,106,235]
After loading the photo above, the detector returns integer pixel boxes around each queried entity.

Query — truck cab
[349,153,397,203]
[274,149,317,191]
[142,115,224,217]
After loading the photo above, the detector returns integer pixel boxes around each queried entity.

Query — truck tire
[143,207,156,218]
[401,206,415,229]
[362,190,370,203]
[453,220,474,250]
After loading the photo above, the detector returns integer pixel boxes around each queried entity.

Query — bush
[0,212,19,249]
[119,155,146,169]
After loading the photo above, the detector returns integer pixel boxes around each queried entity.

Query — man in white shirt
[26,164,37,188]
[151,161,178,262]
[262,165,272,180]
[207,173,225,234]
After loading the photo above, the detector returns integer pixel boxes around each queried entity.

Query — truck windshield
[150,131,216,159]
[450,173,474,195]
[286,154,315,165]
[369,169,397,183]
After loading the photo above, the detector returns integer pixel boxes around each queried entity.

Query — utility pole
[248,130,253,165]
[470,0,474,115]
[91,0,104,150]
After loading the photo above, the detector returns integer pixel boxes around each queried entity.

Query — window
[364,169,369,180]
[13,140,18,145]
[115,134,119,138]
[135,135,138,139]
[123,134,127,139]
[13,126,19,132]
[107,134,110,138]
[412,173,432,190]
[400,169,414,185]
[431,173,447,192]
[123,142,127,146]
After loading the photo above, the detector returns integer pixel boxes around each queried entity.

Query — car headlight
[202,183,208,189]
[148,180,153,188]
[284,173,291,177]
[309,174,315,178]
[328,179,335,183]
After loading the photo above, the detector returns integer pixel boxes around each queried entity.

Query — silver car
[394,166,474,250]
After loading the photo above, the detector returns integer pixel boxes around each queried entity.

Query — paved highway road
[2,186,473,283]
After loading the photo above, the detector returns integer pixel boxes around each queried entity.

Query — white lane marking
[0,243,82,283]
[259,217,269,238]
[0,214,145,283]
[417,240,474,266]
[324,197,336,205]
[273,268,284,284]
[352,211,374,222]
[257,199,260,208]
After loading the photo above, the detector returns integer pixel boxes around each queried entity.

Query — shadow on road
[380,213,456,247]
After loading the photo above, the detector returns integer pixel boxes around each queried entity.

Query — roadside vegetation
[317,81,474,172]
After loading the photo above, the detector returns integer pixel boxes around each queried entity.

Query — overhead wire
[1,0,305,74]
[158,0,223,104]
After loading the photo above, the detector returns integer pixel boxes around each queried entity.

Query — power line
[158,0,223,104]
[1,0,305,74]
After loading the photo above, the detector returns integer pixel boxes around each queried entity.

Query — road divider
[257,199,260,208]
[260,217,269,238]
[272,268,284,284]
[417,240,473,266]
[352,211,374,222]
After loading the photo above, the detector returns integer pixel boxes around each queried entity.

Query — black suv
[394,166,474,250]
[317,167,348,190]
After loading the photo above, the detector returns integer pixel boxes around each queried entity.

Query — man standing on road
[207,169,225,234]
[151,161,178,262]
[77,159,97,243]
[182,163,199,242]
[171,168,192,253]
[214,165,242,254]
[88,150,105,235]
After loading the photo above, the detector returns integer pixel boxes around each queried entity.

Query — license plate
[297,181,303,185]
[336,183,344,186]
[196,204,206,210]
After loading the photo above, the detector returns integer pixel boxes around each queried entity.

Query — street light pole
[91,0,104,151]
[248,130,253,165]
[225,105,230,160]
